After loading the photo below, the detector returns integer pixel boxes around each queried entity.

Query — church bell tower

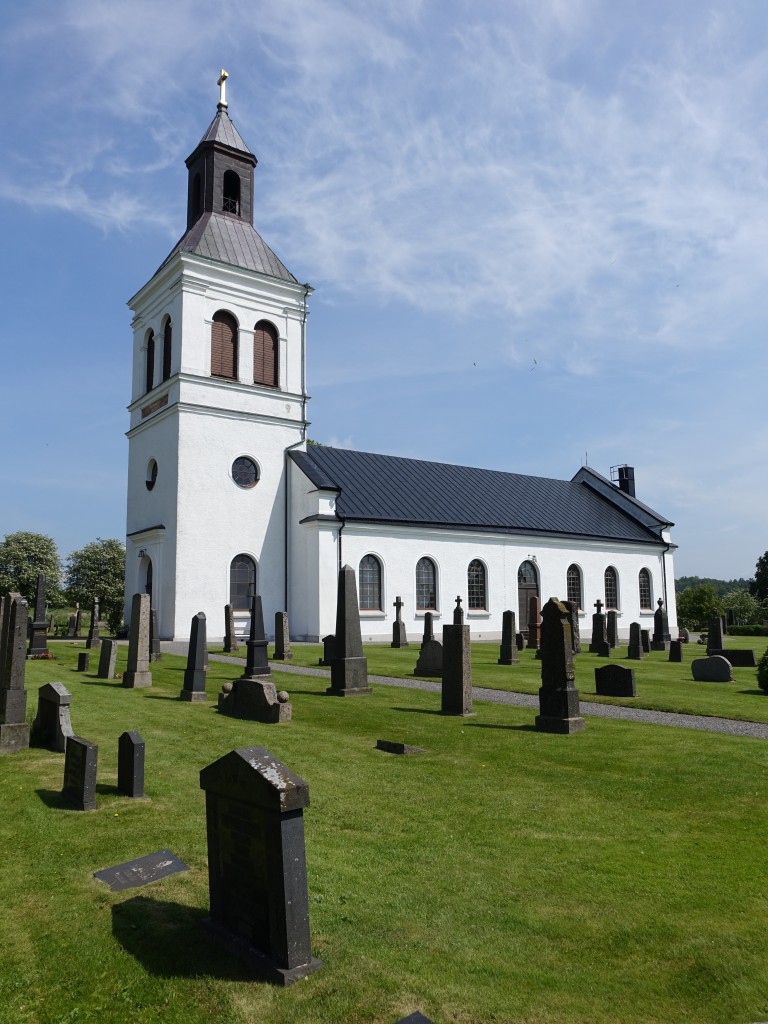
[124,72,311,640]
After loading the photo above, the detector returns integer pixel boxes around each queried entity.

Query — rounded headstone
[691,655,733,682]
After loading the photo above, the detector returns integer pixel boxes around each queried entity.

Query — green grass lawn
[3,642,768,1023]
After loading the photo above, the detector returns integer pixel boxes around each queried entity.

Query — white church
[124,77,678,643]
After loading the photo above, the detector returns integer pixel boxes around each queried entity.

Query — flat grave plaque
[93,850,189,892]
[396,1014,435,1024]
[376,739,426,756]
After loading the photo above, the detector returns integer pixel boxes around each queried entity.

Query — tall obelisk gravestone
[535,598,585,735]
[28,575,48,657]
[122,593,152,688]
[0,595,31,753]
[326,565,371,696]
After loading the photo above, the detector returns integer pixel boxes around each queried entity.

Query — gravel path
[160,643,768,741]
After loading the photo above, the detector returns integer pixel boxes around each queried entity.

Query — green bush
[729,625,768,637]
[758,649,768,692]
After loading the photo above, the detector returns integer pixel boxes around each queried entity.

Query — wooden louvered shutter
[253,321,277,387]
[211,312,237,379]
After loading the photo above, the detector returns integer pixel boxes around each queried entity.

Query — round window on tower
[232,456,259,489]
[146,459,158,491]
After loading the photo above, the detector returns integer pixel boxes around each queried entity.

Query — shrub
[758,649,768,692]
[728,625,768,637]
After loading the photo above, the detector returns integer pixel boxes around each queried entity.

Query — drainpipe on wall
[337,515,345,574]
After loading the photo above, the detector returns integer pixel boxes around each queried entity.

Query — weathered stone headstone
[595,664,636,697]
[453,596,464,625]
[414,637,443,677]
[199,746,322,984]
[441,624,473,716]
[692,655,733,682]
[391,595,409,648]
[97,638,118,679]
[669,639,683,662]
[326,565,371,696]
[679,627,690,643]
[273,611,292,660]
[32,682,74,752]
[640,629,651,654]
[319,634,336,666]
[706,612,724,656]
[527,595,541,649]
[421,612,435,645]
[563,600,581,654]
[62,736,98,811]
[28,574,48,657]
[66,614,77,638]
[515,632,526,651]
[181,612,207,701]
[0,595,31,754]
[74,604,82,637]
[627,622,644,660]
[651,598,671,651]
[606,609,618,649]
[589,599,607,653]
[149,607,161,662]
[497,610,519,665]
[219,597,292,721]
[117,731,145,798]
[223,603,240,654]
[594,641,611,658]
[77,652,90,672]
[122,593,152,688]
[86,597,101,649]
[535,597,585,734]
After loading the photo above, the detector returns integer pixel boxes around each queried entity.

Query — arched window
[638,568,653,610]
[222,170,240,215]
[230,554,256,610]
[359,555,382,611]
[145,330,155,393]
[144,558,153,600]
[604,567,619,610]
[467,559,486,610]
[416,557,437,610]
[517,560,539,630]
[191,173,202,221]
[566,564,582,609]
[211,310,238,380]
[162,318,172,382]
[253,320,278,387]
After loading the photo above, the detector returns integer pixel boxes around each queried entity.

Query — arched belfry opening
[222,170,240,215]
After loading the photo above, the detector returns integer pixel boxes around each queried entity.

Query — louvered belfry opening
[162,319,172,381]
[211,311,238,379]
[253,320,278,387]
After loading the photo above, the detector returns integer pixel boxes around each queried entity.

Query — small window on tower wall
[162,318,172,381]
[145,330,155,393]
[222,170,240,215]
[211,311,238,379]
[232,456,259,488]
[253,321,278,387]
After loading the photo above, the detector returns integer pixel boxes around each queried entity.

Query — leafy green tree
[65,539,125,634]
[0,532,62,605]
[676,584,721,631]
[749,552,768,603]
[722,589,762,626]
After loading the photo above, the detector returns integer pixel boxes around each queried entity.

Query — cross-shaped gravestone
[453,596,464,625]
[594,599,604,615]
[391,596,408,648]
[394,596,404,621]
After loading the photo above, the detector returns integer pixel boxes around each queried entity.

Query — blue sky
[1,0,766,580]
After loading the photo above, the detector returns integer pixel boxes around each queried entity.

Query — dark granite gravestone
[516,632,526,650]
[498,610,520,665]
[0,595,31,754]
[123,593,152,688]
[391,595,409,648]
[319,634,336,666]
[74,604,82,637]
[706,612,724,656]
[199,746,322,985]
[421,612,435,645]
[28,574,48,657]
[453,596,464,625]
[535,597,585,734]
[627,621,643,660]
[669,640,683,662]
[395,1015,435,1024]
[640,629,651,654]
[97,638,118,679]
[606,609,618,649]
[594,641,611,658]
[32,682,74,752]
[77,653,90,672]
[327,565,371,696]
[651,598,671,651]
[595,664,636,697]
[679,627,690,643]
[441,624,473,716]
[66,614,77,638]
[219,597,292,722]
[181,612,207,701]
[86,597,101,649]
[527,595,541,649]
[94,851,188,892]
[117,731,145,798]
[376,739,426,755]
[414,638,443,677]
[708,648,757,668]
[692,655,733,682]
[563,600,581,654]
[223,603,240,654]
[62,736,98,811]
[273,612,292,660]
[589,599,607,653]
[149,607,161,662]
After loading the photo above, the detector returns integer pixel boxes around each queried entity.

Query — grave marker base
[0,722,30,754]
[180,689,208,702]
[203,917,323,986]
[535,715,586,734]
[122,671,153,688]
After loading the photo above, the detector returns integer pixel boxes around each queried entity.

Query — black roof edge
[289,450,340,491]
[127,524,165,538]
[572,466,674,530]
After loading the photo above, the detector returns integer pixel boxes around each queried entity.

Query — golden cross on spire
[217,69,229,108]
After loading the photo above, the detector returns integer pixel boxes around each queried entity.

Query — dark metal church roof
[159,211,298,282]
[290,446,670,545]
[197,107,252,154]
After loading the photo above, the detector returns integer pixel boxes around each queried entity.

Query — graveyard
[2,634,768,1023]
